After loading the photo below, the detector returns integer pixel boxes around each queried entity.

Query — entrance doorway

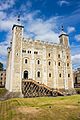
[24,71,28,79]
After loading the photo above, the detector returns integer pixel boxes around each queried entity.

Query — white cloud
[57,0,70,6]
[67,26,75,34]
[35,31,59,42]
[0,11,7,19]
[0,32,11,56]
[75,34,80,41]
[71,45,80,58]
[0,0,16,10]
[0,20,14,31]
[18,11,59,43]
[71,54,80,66]
[0,41,8,68]
[71,44,80,69]
[0,10,60,68]
[27,18,59,42]
[0,12,18,31]
[0,32,11,68]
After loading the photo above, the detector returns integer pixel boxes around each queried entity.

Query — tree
[0,62,3,71]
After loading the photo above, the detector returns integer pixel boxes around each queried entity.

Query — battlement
[22,37,60,47]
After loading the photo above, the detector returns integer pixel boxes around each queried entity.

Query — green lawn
[0,95,80,120]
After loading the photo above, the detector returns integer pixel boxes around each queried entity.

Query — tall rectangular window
[37,71,40,77]
[58,54,60,58]
[25,59,27,64]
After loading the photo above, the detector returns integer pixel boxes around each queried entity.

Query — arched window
[58,54,60,58]
[25,59,27,64]
[49,73,51,77]
[58,62,60,66]
[24,70,28,79]
[49,53,50,57]
[37,71,40,77]
[67,56,69,59]
[68,74,70,77]
[67,63,69,67]
[38,60,40,64]
[59,73,61,77]
[49,61,51,66]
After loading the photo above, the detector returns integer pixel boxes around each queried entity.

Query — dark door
[24,71,28,79]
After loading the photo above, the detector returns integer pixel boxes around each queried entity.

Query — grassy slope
[0,88,7,97]
[0,95,80,120]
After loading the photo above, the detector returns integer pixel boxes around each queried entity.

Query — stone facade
[6,23,74,93]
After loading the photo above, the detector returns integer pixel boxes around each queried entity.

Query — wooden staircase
[22,80,64,97]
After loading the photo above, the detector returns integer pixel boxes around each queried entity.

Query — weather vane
[17,15,20,22]
[61,25,64,31]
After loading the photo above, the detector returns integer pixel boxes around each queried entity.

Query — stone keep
[6,23,74,93]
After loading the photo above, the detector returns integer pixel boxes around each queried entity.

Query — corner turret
[6,16,24,93]
[59,26,69,47]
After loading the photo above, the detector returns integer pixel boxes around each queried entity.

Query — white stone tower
[6,17,24,93]
[59,26,74,89]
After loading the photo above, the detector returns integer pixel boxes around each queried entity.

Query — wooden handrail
[22,79,64,95]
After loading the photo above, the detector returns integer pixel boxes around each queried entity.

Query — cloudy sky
[0,0,80,69]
